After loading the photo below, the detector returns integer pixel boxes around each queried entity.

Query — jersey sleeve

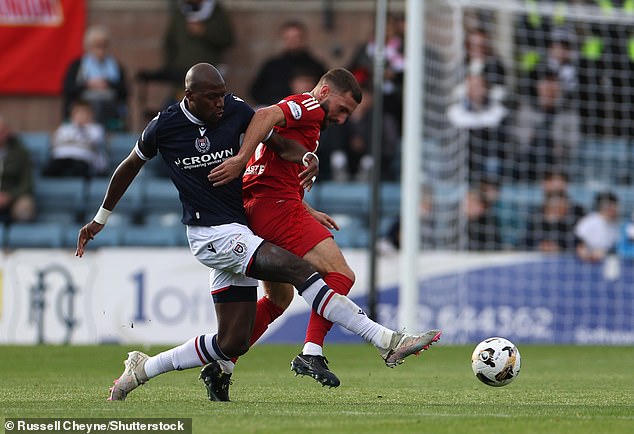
[276,95,324,130]
[234,95,255,133]
[135,115,160,160]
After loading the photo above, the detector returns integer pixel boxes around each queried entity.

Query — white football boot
[108,351,149,401]
[381,329,442,368]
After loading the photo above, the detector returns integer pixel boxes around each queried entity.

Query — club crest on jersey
[287,101,303,120]
[195,136,211,153]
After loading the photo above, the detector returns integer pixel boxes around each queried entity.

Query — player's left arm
[208,105,286,186]
[265,132,319,190]
[303,200,339,231]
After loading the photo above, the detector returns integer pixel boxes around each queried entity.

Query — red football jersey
[242,93,324,201]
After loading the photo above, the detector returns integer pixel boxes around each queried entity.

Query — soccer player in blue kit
[76,63,438,402]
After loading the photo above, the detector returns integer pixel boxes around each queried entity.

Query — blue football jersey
[136,94,254,226]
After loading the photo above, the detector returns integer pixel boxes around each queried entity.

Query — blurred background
[0,0,633,347]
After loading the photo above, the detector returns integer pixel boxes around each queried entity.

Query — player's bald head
[185,63,225,92]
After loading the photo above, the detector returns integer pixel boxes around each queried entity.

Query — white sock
[297,274,393,349]
[302,342,323,356]
[217,359,235,375]
[297,273,332,310]
[321,293,393,349]
[144,350,173,379]
[143,334,228,378]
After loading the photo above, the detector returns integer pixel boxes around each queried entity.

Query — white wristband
[93,206,112,225]
[302,152,319,167]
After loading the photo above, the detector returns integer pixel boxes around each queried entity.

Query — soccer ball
[471,337,521,387]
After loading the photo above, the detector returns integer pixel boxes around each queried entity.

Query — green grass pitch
[1,344,633,434]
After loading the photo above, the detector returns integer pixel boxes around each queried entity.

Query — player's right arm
[75,150,146,257]
[208,105,287,186]
[76,118,158,257]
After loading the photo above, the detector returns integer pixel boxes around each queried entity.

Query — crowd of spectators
[4,1,634,256]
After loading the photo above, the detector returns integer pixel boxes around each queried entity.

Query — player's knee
[217,332,251,358]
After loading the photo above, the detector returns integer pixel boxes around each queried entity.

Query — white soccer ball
[471,337,521,387]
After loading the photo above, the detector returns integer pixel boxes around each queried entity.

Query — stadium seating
[107,132,137,166]
[380,182,401,216]
[86,177,144,222]
[37,210,80,225]
[333,224,369,248]
[18,132,50,171]
[5,223,64,248]
[8,146,633,251]
[120,225,180,247]
[142,178,181,215]
[144,211,181,227]
[63,224,123,249]
[143,211,188,246]
[314,182,370,217]
[34,177,86,222]
[573,138,631,184]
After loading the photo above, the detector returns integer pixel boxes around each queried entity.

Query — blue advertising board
[263,255,634,345]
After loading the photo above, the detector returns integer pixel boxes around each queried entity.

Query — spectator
[250,20,326,106]
[62,25,129,130]
[540,170,584,220]
[464,188,501,251]
[348,13,405,127]
[136,0,234,118]
[463,27,507,102]
[512,69,580,181]
[478,176,501,208]
[327,86,400,182]
[0,116,36,223]
[575,191,620,262]
[43,100,107,178]
[448,73,508,183]
[163,0,234,82]
[288,67,321,95]
[524,191,578,252]
[538,31,578,103]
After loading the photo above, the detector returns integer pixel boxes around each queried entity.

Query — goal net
[404,0,634,344]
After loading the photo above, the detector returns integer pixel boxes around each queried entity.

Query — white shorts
[187,223,264,292]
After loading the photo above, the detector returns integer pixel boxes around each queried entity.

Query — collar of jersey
[180,99,205,126]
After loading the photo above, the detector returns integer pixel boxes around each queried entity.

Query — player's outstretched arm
[208,105,286,186]
[76,150,145,257]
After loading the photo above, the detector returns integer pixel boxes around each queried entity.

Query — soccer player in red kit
[206,68,441,393]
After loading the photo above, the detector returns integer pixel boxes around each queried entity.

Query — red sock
[231,296,285,363]
[251,296,285,345]
[304,272,353,347]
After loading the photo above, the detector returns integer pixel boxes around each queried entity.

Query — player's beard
[320,103,330,130]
